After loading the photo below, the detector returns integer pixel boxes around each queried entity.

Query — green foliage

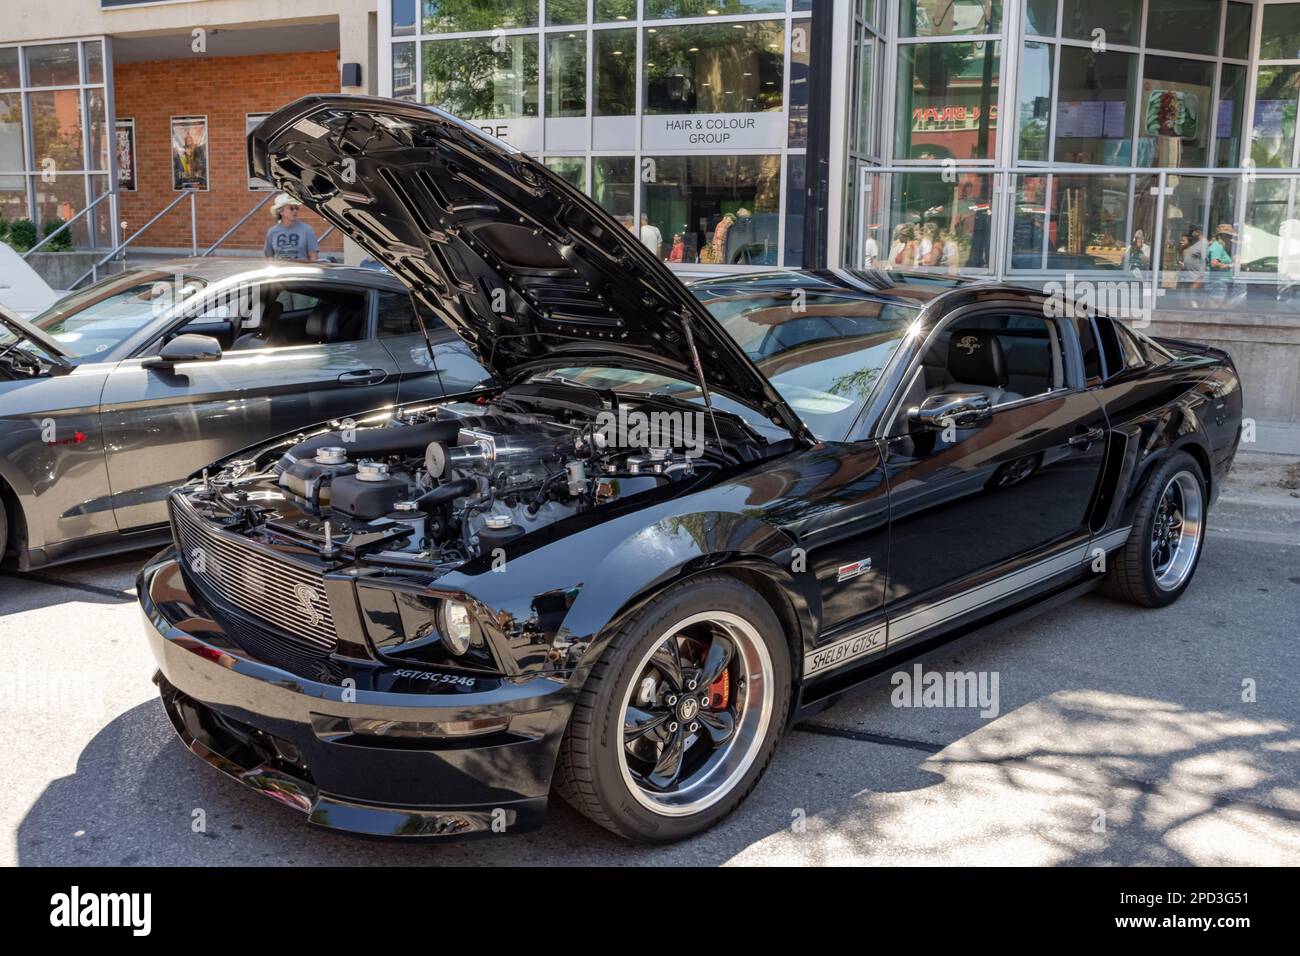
[7,218,37,251]
[0,218,8,245]
[41,217,74,252]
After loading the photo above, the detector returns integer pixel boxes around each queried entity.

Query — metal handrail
[201,192,274,256]
[21,190,115,257]
[69,189,197,289]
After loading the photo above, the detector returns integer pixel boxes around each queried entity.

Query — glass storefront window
[83,41,103,85]
[645,0,786,16]
[1215,63,1246,167]
[1017,41,1052,162]
[25,44,79,88]
[1061,0,1140,48]
[546,33,586,118]
[1224,2,1253,60]
[1054,47,1136,165]
[33,173,87,245]
[547,0,587,26]
[881,170,993,272]
[28,89,84,171]
[1251,66,1300,168]
[895,41,1000,161]
[1024,0,1056,37]
[595,0,636,22]
[393,0,417,36]
[86,88,108,172]
[1242,177,1300,282]
[1260,3,1300,60]
[1146,0,1219,57]
[422,0,537,32]
[899,0,1001,39]
[642,154,781,265]
[1157,175,1240,306]
[1011,174,1048,268]
[544,156,586,188]
[594,28,636,115]
[789,19,811,147]
[0,174,25,221]
[786,154,805,268]
[1045,174,1131,271]
[644,21,784,115]
[0,48,19,89]
[392,42,416,101]
[851,26,877,156]
[1139,55,1214,167]
[422,35,538,120]
[0,93,23,171]
[593,155,635,225]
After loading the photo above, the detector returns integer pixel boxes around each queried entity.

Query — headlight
[439,600,474,656]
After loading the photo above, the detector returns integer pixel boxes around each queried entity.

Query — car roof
[686,268,985,308]
[129,257,404,288]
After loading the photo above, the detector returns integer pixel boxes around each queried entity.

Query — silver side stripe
[802,528,1132,677]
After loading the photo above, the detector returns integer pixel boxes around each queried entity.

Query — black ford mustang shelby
[139,96,1243,843]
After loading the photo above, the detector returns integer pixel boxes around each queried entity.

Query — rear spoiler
[1151,335,1236,369]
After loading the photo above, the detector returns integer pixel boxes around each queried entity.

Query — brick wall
[114,50,343,254]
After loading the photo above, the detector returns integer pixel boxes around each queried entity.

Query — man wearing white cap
[263,193,319,261]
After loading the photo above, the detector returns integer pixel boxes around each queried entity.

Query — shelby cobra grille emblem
[837,557,873,582]
[293,583,323,627]
[956,334,982,355]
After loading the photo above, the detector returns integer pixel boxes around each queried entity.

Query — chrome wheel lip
[616,610,774,818]
[1152,470,1204,592]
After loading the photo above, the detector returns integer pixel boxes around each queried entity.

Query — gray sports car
[0,258,486,569]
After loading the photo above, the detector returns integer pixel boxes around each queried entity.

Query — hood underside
[248,95,807,440]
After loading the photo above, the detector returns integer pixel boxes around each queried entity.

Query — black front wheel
[1104,451,1207,608]
[555,574,791,843]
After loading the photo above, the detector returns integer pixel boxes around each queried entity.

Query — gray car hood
[248,95,809,442]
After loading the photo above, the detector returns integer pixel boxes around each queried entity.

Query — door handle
[338,368,388,386]
[1067,426,1105,449]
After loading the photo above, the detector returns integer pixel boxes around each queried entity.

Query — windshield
[0,271,207,359]
[531,287,918,440]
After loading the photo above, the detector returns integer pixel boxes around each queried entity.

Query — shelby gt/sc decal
[805,626,886,677]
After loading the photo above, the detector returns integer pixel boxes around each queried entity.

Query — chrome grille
[171,497,337,650]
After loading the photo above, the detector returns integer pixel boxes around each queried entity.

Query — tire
[1103,451,1207,608]
[555,574,791,843]
[0,494,8,563]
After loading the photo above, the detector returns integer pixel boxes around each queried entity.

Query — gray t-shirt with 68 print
[263,221,319,260]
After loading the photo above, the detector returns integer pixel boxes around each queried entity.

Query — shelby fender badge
[837,557,873,582]
[805,626,886,676]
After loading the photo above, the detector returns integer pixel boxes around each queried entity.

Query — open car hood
[249,95,809,442]
[0,302,71,367]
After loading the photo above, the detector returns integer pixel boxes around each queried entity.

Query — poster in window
[115,118,136,191]
[170,115,209,190]
[246,113,272,190]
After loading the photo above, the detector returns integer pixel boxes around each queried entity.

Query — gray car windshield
[532,288,919,441]
[4,271,207,359]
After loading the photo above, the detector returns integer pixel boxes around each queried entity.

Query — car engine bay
[186,381,767,571]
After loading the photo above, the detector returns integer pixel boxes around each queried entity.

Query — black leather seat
[305,302,363,343]
[230,299,283,350]
[942,329,1021,405]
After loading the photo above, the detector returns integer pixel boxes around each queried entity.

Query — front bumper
[139,548,574,838]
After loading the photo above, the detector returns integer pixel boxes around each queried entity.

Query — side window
[1077,316,1104,383]
[376,290,420,336]
[1114,321,1150,370]
[230,285,367,349]
[921,311,1063,405]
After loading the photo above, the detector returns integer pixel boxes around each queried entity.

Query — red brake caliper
[707,670,730,710]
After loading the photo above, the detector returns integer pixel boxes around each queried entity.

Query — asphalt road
[2,456,1298,866]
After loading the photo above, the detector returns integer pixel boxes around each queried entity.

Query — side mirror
[142,333,222,370]
[908,392,993,431]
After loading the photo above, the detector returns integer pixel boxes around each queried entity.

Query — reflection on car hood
[248,95,810,442]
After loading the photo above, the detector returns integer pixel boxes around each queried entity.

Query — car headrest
[946,329,1008,388]
[306,303,343,342]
